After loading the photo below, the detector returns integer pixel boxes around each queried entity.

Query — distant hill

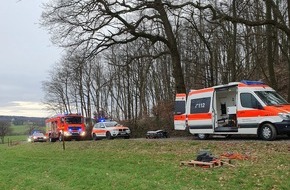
[0,115,46,126]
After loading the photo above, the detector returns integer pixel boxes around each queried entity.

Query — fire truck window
[240,93,262,109]
[65,117,82,124]
[174,101,185,114]
[190,97,211,113]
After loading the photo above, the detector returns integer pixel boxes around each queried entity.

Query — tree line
[41,0,290,135]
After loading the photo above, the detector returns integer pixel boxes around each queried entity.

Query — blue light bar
[240,80,264,85]
[98,118,105,122]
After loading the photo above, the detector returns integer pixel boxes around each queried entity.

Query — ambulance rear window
[174,101,185,114]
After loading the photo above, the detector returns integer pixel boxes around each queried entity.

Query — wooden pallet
[180,159,234,168]
[180,160,222,168]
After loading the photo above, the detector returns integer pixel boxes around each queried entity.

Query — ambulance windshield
[255,91,288,106]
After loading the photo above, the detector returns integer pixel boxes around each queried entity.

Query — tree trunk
[266,0,277,87]
[231,0,237,82]
[287,0,290,101]
[155,0,186,93]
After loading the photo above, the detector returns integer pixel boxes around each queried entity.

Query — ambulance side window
[240,93,262,109]
[190,97,211,113]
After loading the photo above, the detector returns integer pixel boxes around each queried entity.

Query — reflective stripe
[174,115,186,121]
[187,113,212,120]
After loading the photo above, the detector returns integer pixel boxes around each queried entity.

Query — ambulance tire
[197,134,209,140]
[260,123,277,141]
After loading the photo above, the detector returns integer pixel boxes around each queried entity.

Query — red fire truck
[45,113,86,142]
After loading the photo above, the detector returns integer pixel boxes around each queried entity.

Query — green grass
[5,135,28,142]
[10,125,46,135]
[0,139,289,190]
[10,125,30,135]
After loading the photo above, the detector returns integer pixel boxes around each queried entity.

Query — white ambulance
[174,80,290,140]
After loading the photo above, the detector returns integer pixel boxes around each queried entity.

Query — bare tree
[0,121,12,144]
[41,0,189,93]
[194,0,290,99]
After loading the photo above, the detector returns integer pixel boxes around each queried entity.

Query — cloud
[0,101,52,117]
[0,0,61,117]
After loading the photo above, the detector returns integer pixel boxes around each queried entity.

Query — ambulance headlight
[278,113,290,120]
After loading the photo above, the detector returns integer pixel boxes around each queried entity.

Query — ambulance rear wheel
[197,134,209,140]
[260,123,277,141]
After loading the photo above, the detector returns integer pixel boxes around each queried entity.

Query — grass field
[0,138,289,190]
[10,125,46,136]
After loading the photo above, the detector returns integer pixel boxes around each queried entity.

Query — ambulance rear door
[174,93,187,130]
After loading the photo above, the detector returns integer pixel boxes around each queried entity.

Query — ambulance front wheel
[259,123,277,141]
[196,134,209,140]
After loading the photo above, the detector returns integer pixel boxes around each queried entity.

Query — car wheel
[124,135,130,139]
[92,133,98,141]
[106,132,113,139]
[197,134,209,140]
[259,123,277,141]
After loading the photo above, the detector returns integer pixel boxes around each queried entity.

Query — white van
[174,80,290,140]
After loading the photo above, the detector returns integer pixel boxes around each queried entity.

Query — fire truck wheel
[260,123,277,141]
[106,132,113,139]
[197,134,209,140]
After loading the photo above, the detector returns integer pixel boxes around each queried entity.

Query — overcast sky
[0,0,61,117]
